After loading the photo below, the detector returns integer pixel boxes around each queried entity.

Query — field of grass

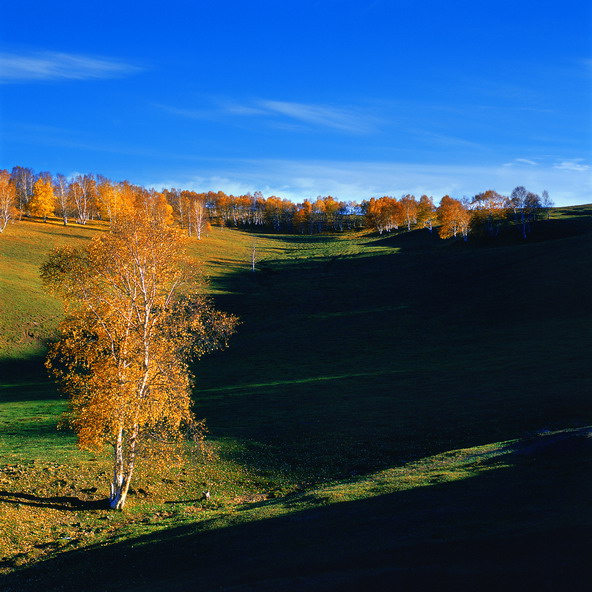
[1,209,591,590]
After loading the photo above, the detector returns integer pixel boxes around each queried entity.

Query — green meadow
[1,210,591,590]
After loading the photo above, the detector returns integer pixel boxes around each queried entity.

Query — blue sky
[1,0,591,205]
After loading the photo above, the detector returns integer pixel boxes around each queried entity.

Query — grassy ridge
[1,209,591,587]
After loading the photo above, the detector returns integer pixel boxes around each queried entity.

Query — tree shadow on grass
[0,490,108,511]
[0,356,49,386]
[2,445,591,592]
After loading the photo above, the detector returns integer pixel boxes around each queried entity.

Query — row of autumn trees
[365,188,553,239]
[1,166,553,240]
[0,167,364,236]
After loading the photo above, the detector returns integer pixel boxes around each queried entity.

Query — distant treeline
[0,166,553,240]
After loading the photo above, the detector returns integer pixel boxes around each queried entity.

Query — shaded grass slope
[192,208,592,478]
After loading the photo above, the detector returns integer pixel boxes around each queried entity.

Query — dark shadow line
[0,490,108,511]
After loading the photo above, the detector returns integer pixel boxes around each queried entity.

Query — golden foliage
[41,214,238,508]
[437,195,471,239]
[28,177,56,221]
[365,196,404,234]
[417,195,437,231]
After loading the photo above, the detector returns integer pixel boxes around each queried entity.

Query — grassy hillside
[1,209,591,589]
[0,219,294,359]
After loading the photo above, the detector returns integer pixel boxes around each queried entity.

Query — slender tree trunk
[109,425,138,510]
[110,428,124,508]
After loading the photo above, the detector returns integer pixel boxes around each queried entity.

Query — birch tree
[187,194,210,239]
[41,215,238,510]
[417,195,436,232]
[470,190,509,237]
[29,177,56,221]
[541,190,553,220]
[400,194,418,231]
[53,174,73,225]
[437,195,471,240]
[0,170,17,232]
[70,174,97,224]
[510,186,529,239]
[10,166,35,218]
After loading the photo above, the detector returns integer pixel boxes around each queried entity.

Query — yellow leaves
[365,196,404,234]
[417,195,437,230]
[42,216,238,456]
[40,247,91,306]
[28,177,56,220]
[437,196,471,239]
[96,179,119,221]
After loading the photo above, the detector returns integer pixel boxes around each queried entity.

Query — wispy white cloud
[257,100,378,133]
[503,158,539,167]
[553,159,589,172]
[0,51,141,82]
[157,99,380,134]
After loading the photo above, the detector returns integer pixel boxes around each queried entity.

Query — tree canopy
[41,214,238,509]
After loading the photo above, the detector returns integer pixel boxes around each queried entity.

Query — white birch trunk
[109,425,138,510]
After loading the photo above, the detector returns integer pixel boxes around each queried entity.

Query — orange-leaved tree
[417,195,437,233]
[437,195,471,240]
[41,214,238,510]
[29,176,56,221]
[399,194,418,231]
